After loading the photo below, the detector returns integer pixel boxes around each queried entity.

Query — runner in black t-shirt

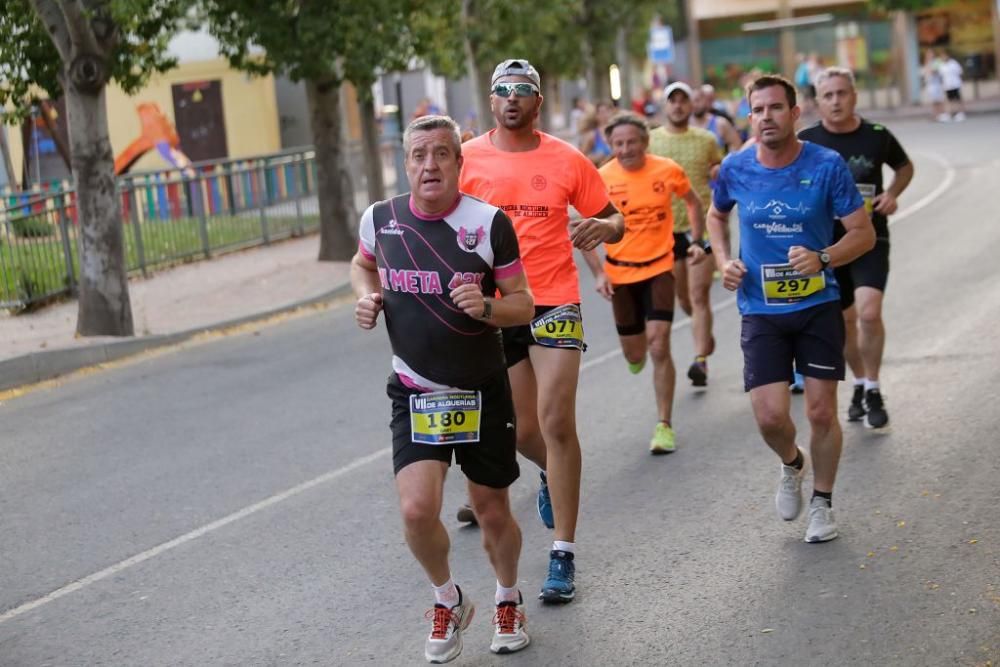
[352,115,534,662]
[798,67,914,429]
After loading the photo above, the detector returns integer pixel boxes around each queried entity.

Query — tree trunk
[461,0,492,133]
[66,78,134,336]
[306,77,357,262]
[358,95,385,203]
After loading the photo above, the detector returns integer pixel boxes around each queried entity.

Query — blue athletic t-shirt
[713,141,864,316]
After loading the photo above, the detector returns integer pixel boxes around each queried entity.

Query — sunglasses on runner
[491,82,539,98]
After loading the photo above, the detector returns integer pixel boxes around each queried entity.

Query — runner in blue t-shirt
[707,75,875,544]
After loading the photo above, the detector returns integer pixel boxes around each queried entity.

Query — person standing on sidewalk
[460,58,624,604]
[599,111,707,453]
[799,67,914,428]
[649,82,723,388]
[938,50,967,121]
[707,75,875,543]
[351,115,533,662]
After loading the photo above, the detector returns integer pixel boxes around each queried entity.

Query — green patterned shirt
[648,126,722,233]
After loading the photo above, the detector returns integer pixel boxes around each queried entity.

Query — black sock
[784,449,803,470]
[812,490,832,507]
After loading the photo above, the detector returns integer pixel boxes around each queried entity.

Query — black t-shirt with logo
[798,119,910,240]
[359,193,522,389]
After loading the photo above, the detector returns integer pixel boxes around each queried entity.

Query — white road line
[2,151,953,625]
[0,448,389,625]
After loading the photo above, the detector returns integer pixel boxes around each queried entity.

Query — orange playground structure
[114,103,195,176]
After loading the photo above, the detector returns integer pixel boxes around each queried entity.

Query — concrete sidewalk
[0,235,352,392]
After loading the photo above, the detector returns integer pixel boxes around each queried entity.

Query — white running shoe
[953,112,966,122]
[936,113,952,123]
[424,588,475,664]
[804,498,839,543]
[775,448,809,521]
[490,594,530,654]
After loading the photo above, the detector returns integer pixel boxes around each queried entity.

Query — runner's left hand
[594,272,613,301]
[788,245,821,274]
[569,217,612,251]
[450,282,487,319]
[872,191,898,215]
[687,244,706,265]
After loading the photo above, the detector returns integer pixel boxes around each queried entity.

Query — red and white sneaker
[424,587,474,664]
[490,593,530,655]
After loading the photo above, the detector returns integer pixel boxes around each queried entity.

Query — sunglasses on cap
[491,82,539,98]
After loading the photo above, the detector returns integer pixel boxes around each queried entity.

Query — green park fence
[0,148,322,310]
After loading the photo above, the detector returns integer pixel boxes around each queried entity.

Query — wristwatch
[480,299,493,321]
[817,251,831,269]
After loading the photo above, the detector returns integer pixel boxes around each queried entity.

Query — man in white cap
[459,58,624,604]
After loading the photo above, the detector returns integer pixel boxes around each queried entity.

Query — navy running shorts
[740,300,845,391]
[387,371,519,489]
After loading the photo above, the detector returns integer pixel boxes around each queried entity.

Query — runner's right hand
[355,293,383,329]
[722,260,747,291]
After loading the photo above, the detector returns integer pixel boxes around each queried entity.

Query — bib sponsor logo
[457,225,486,252]
[379,219,404,236]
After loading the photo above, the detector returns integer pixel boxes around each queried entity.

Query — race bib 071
[530,304,586,350]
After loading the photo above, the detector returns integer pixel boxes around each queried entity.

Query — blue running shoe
[790,371,805,394]
[539,550,575,603]
[536,471,554,529]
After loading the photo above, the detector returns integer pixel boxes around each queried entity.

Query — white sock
[553,540,575,553]
[432,579,460,608]
[865,379,880,392]
[854,377,866,387]
[495,581,519,604]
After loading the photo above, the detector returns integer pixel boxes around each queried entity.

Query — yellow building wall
[6,58,281,182]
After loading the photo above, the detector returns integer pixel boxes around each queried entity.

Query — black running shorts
[740,300,845,391]
[611,271,675,336]
[387,372,519,489]
[502,304,584,368]
[836,239,889,309]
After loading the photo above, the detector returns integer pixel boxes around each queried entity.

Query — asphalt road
[2,116,999,666]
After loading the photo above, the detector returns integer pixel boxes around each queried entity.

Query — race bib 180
[410,390,482,445]
[531,304,586,350]
[761,263,825,306]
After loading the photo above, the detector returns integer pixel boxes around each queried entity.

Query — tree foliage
[0,0,189,118]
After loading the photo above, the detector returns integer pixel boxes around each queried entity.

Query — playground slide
[114,103,195,176]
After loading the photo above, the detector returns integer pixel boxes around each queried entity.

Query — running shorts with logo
[741,300,845,390]
[502,304,586,367]
[387,370,519,488]
[712,142,864,391]
[357,193,525,483]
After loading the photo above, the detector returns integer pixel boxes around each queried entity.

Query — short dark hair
[604,111,649,141]
[746,74,797,108]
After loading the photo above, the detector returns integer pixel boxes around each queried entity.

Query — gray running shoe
[775,448,809,521]
[490,593,530,654]
[804,498,839,543]
[847,385,866,422]
[424,588,475,664]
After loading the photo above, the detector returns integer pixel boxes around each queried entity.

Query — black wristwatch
[480,299,493,321]
[817,251,831,269]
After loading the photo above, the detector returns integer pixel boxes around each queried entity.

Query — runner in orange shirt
[459,59,624,604]
[599,112,706,454]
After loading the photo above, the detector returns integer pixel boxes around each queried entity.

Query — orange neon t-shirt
[460,130,611,305]
[598,154,691,285]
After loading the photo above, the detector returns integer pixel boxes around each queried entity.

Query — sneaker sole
[491,634,531,654]
[649,445,675,455]
[805,529,839,543]
[538,589,575,604]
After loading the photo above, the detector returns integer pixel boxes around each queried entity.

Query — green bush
[11,216,55,238]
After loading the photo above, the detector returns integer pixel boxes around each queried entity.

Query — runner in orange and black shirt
[598,112,707,454]
[460,59,624,605]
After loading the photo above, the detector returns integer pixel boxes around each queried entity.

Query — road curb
[0,283,353,393]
